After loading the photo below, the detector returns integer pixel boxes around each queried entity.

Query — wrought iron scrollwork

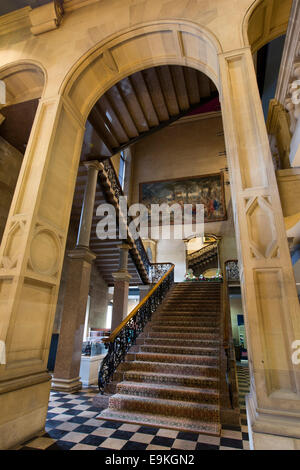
[134,237,151,277]
[98,266,174,393]
[102,159,122,201]
[150,263,173,283]
[225,260,239,282]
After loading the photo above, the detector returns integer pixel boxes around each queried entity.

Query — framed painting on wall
[139,172,227,223]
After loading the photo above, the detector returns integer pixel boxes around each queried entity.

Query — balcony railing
[225,259,239,283]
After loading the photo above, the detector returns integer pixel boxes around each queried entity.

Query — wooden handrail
[103,264,175,343]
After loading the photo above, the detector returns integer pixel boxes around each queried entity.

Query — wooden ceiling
[86,65,218,159]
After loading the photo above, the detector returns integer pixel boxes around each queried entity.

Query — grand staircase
[97,281,222,436]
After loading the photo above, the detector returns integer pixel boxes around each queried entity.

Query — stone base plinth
[246,393,300,450]
[0,372,51,449]
[51,376,82,392]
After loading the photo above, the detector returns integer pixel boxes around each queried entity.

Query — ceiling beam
[108,93,218,155]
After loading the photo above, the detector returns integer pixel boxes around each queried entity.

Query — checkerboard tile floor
[16,366,250,451]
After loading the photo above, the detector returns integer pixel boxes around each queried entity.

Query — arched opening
[245,1,300,306]
[62,21,221,119]
[244,0,292,52]
[0,61,45,244]
[52,47,237,431]
[244,0,292,138]
[244,1,300,301]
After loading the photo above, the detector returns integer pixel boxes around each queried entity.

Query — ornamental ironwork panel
[150,263,174,283]
[225,260,240,282]
[103,159,122,200]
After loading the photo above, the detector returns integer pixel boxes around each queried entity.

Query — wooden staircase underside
[70,165,144,286]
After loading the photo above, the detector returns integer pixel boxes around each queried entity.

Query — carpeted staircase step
[161,307,220,313]
[118,360,219,377]
[166,299,220,302]
[159,312,219,316]
[133,352,219,366]
[123,370,219,389]
[157,312,220,318]
[143,337,220,347]
[143,331,219,340]
[107,394,219,422]
[167,298,220,301]
[149,325,219,333]
[164,304,220,308]
[97,409,221,435]
[116,381,219,404]
[140,344,219,356]
[150,320,219,327]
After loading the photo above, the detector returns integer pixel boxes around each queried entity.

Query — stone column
[111,243,131,332]
[139,284,151,302]
[220,47,300,449]
[0,96,85,449]
[52,161,101,392]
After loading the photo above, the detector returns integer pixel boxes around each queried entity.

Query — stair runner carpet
[97,281,222,436]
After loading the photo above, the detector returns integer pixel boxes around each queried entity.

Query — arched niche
[0,61,46,107]
[61,21,221,121]
[243,0,292,53]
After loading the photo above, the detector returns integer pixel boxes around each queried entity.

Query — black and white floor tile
[16,366,250,451]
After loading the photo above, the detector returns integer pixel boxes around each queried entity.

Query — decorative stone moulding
[28,225,62,277]
[0,219,26,271]
[29,0,64,35]
[245,197,278,259]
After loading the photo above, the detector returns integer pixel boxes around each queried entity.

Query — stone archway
[61,20,222,121]
[0,11,300,450]
[0,61,46,245]
[243,0,292,52]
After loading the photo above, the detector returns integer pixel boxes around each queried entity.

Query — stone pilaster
[139,284,152,302]
[0,95,85,449]
[220,46,300,449]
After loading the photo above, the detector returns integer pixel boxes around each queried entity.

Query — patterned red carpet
[98,282,222,435]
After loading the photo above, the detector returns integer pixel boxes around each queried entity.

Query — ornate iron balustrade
[134,237,151,278]
[98,264,175,393]
[149,262,174,283]
[225,259,239,282]
[102,158,122,200]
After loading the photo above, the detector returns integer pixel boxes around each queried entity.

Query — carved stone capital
[112,272,132,283]
[67,246,96,264]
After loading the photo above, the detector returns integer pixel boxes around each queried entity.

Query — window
[119,151,126,189]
